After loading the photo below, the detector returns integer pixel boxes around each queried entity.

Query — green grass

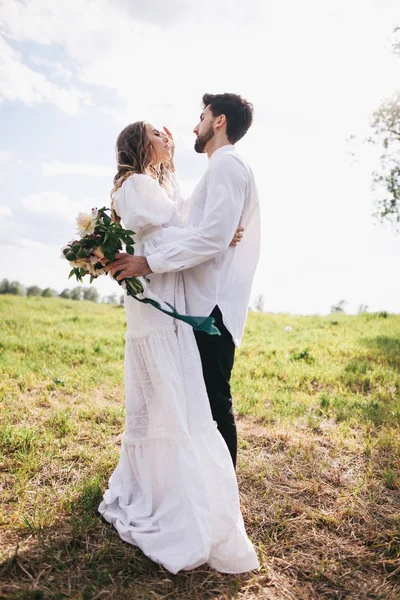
[234,311,400,425]
[1,296,400,599]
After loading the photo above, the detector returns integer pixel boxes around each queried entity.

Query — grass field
[1,296,400,599]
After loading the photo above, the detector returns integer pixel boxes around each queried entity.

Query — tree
[253,294,265,312]
[82,287,99,303]
[102,293,118,304]
[70,287,83,301]
[330,299,348,314]
[0,279,30,295]
[370,92,400,225]
[392,25,400,57]
[7,281,25,296]
[0,279,11,294]
[41,288,56,298]
[59,289,72,299]
[368,25,400,226]
[27,285,42,297]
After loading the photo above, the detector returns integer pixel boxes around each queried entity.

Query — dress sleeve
[114,174,174,232]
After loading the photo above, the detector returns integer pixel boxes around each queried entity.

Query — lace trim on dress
[136,224,163,243]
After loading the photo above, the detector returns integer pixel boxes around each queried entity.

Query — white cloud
[30,56,73,82]
[9,237,48,249]
[0,207,29,247]
[1,0,397,145]
[22,191,104,226]
[16,192,104,248]
[1,0,398,126]
[41,161,114,177]
[0,0,81,45]
[0,35,90,115]
[0,0,265,128]
[0,205,12,218]
[22,191,81,221]
[112,0,190,26]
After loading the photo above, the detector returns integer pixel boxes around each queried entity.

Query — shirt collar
[209,144,235,162]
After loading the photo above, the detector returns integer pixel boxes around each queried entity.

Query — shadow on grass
[0,480,255,600]
[319,335,400,427]
[359,335,400,372]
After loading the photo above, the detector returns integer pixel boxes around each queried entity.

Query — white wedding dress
[98,173,259,574]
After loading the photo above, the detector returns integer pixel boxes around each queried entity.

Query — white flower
[89,254,101,264]
[76,210,98,237]
[284,325,293,332]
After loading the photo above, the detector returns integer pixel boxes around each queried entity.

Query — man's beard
[194,124,214,153]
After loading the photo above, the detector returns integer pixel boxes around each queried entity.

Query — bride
[98,120,259,574]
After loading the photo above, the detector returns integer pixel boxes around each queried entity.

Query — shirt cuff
[146,252,165,274]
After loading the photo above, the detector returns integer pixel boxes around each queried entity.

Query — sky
[0,0,399,314]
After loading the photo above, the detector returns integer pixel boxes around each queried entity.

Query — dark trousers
[194,305,237,468]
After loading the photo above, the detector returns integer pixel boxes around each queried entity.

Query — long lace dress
[98,173,259,574]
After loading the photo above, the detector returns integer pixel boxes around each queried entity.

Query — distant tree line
[1,280,379,314]
[0,278,124,305]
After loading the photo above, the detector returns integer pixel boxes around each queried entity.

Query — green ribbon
[114,273,221,336]
[131,295,221,336]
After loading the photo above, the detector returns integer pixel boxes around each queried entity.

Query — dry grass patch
[237,416,400,599]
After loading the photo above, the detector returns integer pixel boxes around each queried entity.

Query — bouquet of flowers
[61,207,220,335]
[61,207,144,295]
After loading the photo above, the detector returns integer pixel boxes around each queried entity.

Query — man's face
[193,105,215,153]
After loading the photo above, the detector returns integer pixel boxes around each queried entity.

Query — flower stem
[125,277,144,296]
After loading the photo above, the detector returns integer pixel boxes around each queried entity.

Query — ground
[1,296,399,599]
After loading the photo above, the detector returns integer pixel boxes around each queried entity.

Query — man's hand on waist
[103,252,152,280]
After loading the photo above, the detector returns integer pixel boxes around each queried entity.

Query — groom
[105,93,260,468]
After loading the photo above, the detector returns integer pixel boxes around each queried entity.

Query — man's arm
[148,154,246,273]
[105,154,247,279]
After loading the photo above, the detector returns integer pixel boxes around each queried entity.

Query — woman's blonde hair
[110,121,174,223]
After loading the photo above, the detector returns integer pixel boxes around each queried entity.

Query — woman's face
[145,123,171,166]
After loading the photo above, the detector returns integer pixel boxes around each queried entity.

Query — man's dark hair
[202,93,254,144]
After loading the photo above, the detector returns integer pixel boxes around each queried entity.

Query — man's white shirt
[147,144,261,347]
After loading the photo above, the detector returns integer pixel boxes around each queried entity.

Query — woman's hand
[230,226,244,247]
